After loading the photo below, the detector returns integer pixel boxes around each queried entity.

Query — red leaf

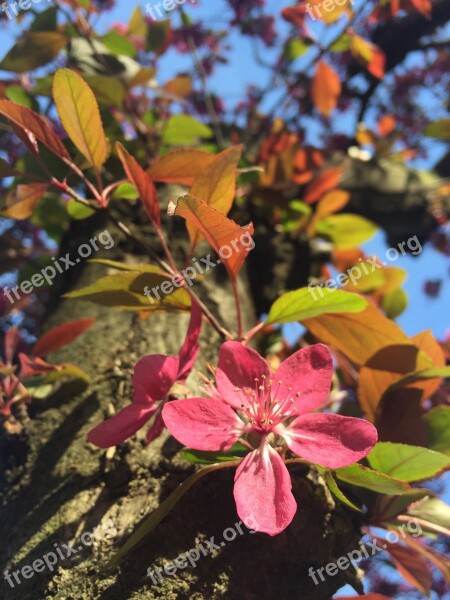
[32,318,95,357]
[116,142,160,226]
[18,353,57,379]
[0,100,70,160]
[304,167,343,204]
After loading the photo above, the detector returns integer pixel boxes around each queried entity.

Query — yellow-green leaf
[315,214,378,249]
[0,32,67,73]
[53,69,108,170]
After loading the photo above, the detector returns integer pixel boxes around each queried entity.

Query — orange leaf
[53,69,108,170]
[168,194,254,280]
[116,142,160,226]
[33,318,95,356]
[410,0,432,17]
[378,115,396,137]
[311,60,341,117]
[303,303,409,365]
[188,145,243,247]
[315,189,350,219]
[147,149,217,186]
[2,183,48,220]
[0,100,70,160]
[350,35,385,79]
[304,167,343,204]
[163,75,192,98]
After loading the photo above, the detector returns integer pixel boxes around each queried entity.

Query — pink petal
[146,410,165,444]
[177,300,202,381]
[216,341,271,408]
[87,404,156,448]
[234,443,297,536]
[281,413,378,469]
[273,344,333,414]
[133,355,179,404]
[162,397,245,450]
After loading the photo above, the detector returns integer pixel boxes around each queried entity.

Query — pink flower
[162,342,377,536]
[87,303,202,448]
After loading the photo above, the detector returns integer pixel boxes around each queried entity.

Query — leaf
[108,463,237,568]
[283,39,312,60]
[266,288,367,325]
[0,100,70,160]
[304,167,343,204]
[314,190,350,219]
[128,6,148,36]
[315,214,378,249]
[116,143,160,225]
[424,119,450,140]
[408,496,450,531]
[83,75,126,107]
[302,303,410,365]
[311,60,341,117]
[382,366,450,396]
[374,488,433,523]
[162,115,213,146]
[402,535,450,584]
[180,443,248,465]
[101,31,136,57]
[351,35,385,79]
[66,199,96,220]
[0,157,22,179]
[53,69,109,170]
[32,318,95,357]
[188,145,243,247]
[43,363,90,384]
[324,470,362,512]
[2,184,48,220]
[168,194,254,280]
[334,464,410,495]
[382,287,408,319]
[367,442,450,482]
[164,76,193,99]
[30,6,57,32]
[64,272,191,311]
[147,149,217,186]
[377,537,432,595]
[378,115,396,137]
[423,406,450,456]
[0,32,67,72]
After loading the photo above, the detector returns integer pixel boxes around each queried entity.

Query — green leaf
[334,463,410,495]
[382,288,408,319]
[266,287,367,325]
[6,86,35,109]
[101,31,137,58]
[423,406,450,456]
[408,496,450,531]
[180,443,249,465]
[162,115,213,147]
[83,75,126,107]
[324,470,362,512]
[112,182,139,200]
[146,20,171,55]
[107,463,238,568]
[330,34,352,52]
[64,271,191,311]
[283,39,311,60]
[424,119,450,140]
[367,442,450,483]
[66,199,96,220]
[0,32,67,72]
[30,6,57,32]
[315,214,378,249]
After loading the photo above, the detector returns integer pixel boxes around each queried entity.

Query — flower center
[234,375,300,432]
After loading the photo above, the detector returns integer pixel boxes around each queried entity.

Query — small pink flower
[163,342,377,536]
[87,302,202,448]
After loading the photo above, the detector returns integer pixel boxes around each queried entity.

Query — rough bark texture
[0,204,367,600]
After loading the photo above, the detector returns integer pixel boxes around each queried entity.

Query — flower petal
[281,413,378,469]
[234,443,297,536]
[87,404,156,448]
[146,410,165,444]
[133,355,179,404]
[177,300,202,381]
[162,397,245,450]
[216,341,271,408]
[273,344,333,414]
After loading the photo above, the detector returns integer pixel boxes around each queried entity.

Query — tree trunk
[1,206,367,600]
